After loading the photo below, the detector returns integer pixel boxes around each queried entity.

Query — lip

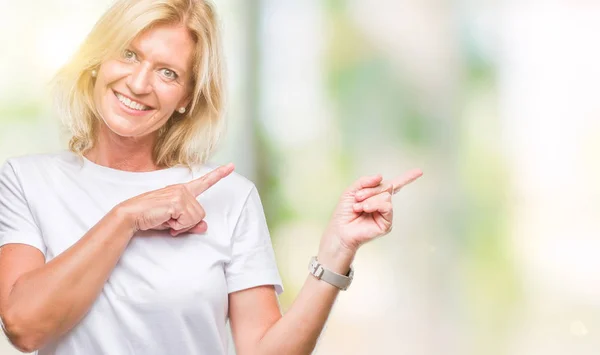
[112,90,155,117]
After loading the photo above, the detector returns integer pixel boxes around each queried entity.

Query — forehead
[131,23,195,72]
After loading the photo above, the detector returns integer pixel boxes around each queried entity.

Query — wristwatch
[308,256,354,291]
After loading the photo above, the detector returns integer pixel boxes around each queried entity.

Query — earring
[91,70,97,78]
[178,107,186,114]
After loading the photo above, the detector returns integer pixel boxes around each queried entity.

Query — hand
[118,163,235,237]
[318,169,422,271]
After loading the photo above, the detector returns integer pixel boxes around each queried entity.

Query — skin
[0,21,422,355]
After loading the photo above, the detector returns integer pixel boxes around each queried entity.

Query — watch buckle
[311,262,325,279]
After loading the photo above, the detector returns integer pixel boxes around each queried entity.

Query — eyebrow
[129,43,188,76]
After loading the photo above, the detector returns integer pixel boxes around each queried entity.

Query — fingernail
[353,203,361,210]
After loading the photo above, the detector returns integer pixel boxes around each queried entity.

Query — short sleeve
[225,186,283,295]
[0,161,46,255]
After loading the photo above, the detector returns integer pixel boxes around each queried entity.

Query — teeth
[115,93,150,111]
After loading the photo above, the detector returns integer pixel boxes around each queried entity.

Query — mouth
[112,90,155,115]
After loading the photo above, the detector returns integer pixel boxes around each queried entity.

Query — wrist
[308,256,355,291]
[110,203,138,236]
[317,235,356,275]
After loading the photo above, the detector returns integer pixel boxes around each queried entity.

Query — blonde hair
[52,0,225,167]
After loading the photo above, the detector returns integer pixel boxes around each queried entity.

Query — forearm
[256,276,340,355]
[4,206,134,349]
[256,244,355,355]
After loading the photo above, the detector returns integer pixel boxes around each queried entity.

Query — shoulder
[2,151,74,181]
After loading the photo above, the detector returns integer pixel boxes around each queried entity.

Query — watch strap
[308,256,354,291]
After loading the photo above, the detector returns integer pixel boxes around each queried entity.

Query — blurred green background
[2,1,600,354]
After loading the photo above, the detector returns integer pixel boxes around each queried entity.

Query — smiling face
[92,23,195,141]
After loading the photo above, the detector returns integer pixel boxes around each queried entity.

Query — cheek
[154,85,187,111]
[93,63,120,103]
[99,60,126,81]
[92,77,106,112]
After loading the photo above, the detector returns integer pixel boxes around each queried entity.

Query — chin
[100,114,152,139]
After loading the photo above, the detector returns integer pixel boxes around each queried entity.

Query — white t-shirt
[0,151,283,355]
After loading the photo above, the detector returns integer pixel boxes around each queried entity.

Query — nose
[126,63,153,95]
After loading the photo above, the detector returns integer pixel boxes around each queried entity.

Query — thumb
[170,220,208,236]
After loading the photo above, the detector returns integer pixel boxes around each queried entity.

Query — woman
[0,0,422,354]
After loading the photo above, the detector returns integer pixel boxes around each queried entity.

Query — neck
[85,123,161,172]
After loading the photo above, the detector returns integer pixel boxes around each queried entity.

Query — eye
[160,68,178,81]
[122,49,138,62]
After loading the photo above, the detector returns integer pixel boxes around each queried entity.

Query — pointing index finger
[186,163,235,196]
[390,168,423,194]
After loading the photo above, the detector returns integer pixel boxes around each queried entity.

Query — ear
[177,93,193,111]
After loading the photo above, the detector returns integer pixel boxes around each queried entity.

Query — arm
[230,170,422,355]
[230,245,352,355]
[0,207,134,353]
[0,164,234,352]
